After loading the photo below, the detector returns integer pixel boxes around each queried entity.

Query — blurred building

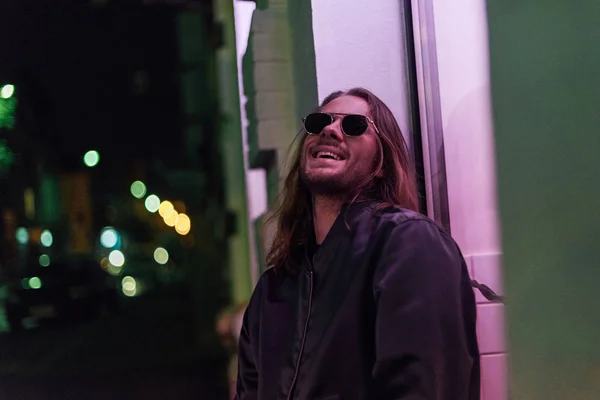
[0,0,252,350]
[0,1,257,396]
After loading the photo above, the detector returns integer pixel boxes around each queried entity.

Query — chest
[257,235,382,378]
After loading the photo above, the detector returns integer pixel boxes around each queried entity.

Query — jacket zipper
[286,269,314,400]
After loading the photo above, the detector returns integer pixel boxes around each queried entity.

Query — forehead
[321,95,370,116]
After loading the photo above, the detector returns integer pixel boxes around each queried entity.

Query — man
[235,88,480,399]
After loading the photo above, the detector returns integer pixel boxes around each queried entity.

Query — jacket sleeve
[234,283,261,400]
[371,219,479,400]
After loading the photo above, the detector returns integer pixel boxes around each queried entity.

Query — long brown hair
[265,87,419,273]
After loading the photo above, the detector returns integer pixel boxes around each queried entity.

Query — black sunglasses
[302,113,379,137]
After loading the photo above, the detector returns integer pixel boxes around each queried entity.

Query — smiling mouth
[312,151,345,161]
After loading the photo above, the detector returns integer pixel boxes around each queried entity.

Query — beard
[299,158,378,198]
[300,170,350,196]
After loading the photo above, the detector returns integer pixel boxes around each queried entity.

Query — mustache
[309,138,347,153]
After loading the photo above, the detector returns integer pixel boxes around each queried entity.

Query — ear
[375,168,384,178]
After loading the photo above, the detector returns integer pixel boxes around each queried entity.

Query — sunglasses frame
[302,112,380,137]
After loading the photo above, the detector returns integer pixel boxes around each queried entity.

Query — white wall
[428,0,506,399]
[432,0,500,257]
[311,0,414,147]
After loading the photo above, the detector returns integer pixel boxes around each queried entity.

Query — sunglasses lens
[304,113,332,135]
[342,114,369,136]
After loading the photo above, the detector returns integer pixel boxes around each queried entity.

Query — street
[0,291,229,399]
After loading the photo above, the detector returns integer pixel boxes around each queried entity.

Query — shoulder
[372,205,435,228]
[356,204,448,242]
[365,206,465,284]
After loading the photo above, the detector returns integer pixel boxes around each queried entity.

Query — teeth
[316,151,341,160]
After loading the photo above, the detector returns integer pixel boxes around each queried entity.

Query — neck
[312,195,343,244]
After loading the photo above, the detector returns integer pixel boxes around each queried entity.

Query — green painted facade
[488,1,600,398]
[213,0,253,302]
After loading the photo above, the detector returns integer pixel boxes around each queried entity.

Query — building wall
[246,0,305,177]
[213,0,253,302]
[241,0,318,274]
[311,0,415,148]
[428,0,506,398]
[234,0,263,288]
[488,1,600,399]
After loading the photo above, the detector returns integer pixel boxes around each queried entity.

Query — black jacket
[236,203,480,400]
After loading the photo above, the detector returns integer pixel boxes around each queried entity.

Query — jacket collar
[302,201,377,271]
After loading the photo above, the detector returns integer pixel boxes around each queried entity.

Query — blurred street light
[154,247,169,264]
[83,150,100,167]
[16,227,29,245]
[130,181,147,199]
[39,254,51,267]
[40,229,53,247]
[158,200,174,218]
[109,250,125,267]
[175,214,191,235]
[145,194,160,213]
[100,227,119,248]
[0,84,14,99]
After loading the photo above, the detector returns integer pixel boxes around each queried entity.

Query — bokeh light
[122,276,137,297]
[83,150,100,167]
[153,247,169,265]
[101,256,122,276]
[100,227,119,248]
[145,194,160,213]
[29,277,42,289]
[39,254,51,267]
[163,209,179,227]
[15,227,29,244]
[40,229,53,247]
[108,250,125,267]
[175,214,191,235]
[0,84,15,99]
[158,201,174,218]
[130,181,147,199]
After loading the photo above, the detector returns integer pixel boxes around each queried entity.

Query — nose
[321,115,344,141]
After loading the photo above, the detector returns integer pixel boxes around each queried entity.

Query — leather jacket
[235,203,480,399]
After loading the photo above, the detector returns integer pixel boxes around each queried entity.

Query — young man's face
[300,95,381,197]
